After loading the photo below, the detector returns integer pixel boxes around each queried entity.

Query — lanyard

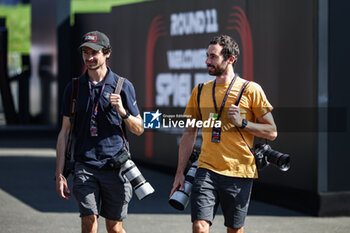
[88,77,107,116]
[212,75,237,120]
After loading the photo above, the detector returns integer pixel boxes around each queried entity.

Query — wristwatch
[121,111,130,119]
[239,119,247,129]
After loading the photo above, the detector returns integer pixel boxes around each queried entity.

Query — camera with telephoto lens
[108,149,155,200]
[169,147,200,211]
[254,143,290,171]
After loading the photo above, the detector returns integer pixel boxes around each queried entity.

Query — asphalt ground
[0,138,350,233]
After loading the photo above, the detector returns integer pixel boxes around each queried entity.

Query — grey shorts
[191,168,253,229]
[73,162,132,220]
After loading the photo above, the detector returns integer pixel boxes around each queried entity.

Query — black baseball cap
[79,31,111,51]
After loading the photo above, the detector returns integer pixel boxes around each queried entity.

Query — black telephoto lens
[266,149,290,171]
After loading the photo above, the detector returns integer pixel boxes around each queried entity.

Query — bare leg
[227,226,244,233]
[81,215,98,233]
[193,220,210,233]
[106,219,126,233]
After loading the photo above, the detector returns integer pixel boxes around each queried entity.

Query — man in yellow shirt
[170,35,277,233]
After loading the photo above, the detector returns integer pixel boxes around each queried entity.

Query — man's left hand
[109,93,126,116]
[228,104,242,127]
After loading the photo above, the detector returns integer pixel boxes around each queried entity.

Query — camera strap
[234,81,250,106]
[234,81,255,154]
[113,76,129,152]
[114,76,125,94]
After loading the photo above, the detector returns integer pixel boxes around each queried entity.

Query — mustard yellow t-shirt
[184,77,273,178]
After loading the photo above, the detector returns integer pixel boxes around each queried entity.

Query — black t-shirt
[61,68,140,169]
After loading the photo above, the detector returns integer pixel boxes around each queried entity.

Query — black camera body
[254,143,290,171]
[189,147,200,163]
[108,149,130,169]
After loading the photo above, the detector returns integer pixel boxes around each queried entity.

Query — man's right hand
[56,116,72,200]
[56,174,71,200]
[170,173,185,198]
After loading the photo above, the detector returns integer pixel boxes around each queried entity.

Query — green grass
[0,4,31,54]
[71,0,151,24]
[0,0,150,54]
[72,0,150,13]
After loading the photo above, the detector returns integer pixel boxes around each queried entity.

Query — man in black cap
[55,31,144,233]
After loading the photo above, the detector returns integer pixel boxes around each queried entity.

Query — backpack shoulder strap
[69,77,80,120]
[66,77,80,161]
[234,81,249,106]
[114,76,125,94]
[197,83,204,119]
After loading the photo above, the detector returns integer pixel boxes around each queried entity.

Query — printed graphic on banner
[144,109,222,130]
[143,109,162,129]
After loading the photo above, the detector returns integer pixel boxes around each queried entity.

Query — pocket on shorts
[192,168,214,192]
[123,181,133,204]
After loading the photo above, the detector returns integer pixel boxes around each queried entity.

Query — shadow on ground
[0,154,305,216]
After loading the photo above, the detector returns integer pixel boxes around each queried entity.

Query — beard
[207,61,229,76]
